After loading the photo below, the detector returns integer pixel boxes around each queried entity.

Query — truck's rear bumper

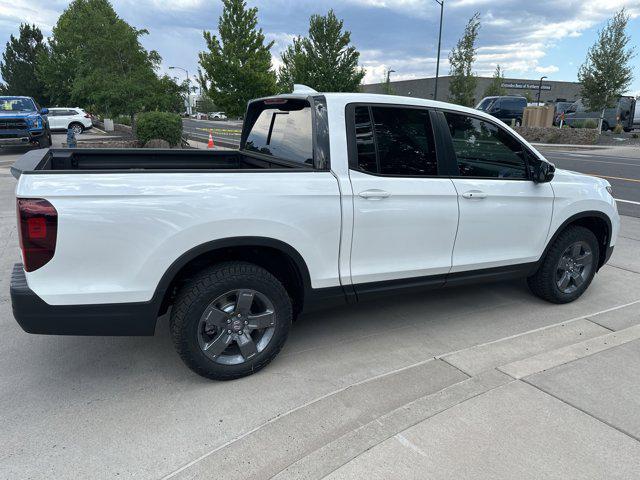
[10,264,158,336]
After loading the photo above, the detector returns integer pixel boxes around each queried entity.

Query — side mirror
[40,108,49,115]
[532,160,555,183]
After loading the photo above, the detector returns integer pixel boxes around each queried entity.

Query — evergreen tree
[448,13,480,107]
[483,65,506,97]
[277,10,365,93]
[578,8,634,131]
[199,0,277,117]
[0,24,50,105]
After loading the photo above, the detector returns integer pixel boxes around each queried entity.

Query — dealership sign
[502,82,552,91]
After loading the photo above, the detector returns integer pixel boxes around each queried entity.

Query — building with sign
[361,75,581,105]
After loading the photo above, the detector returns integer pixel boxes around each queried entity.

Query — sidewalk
[165,219,640,480]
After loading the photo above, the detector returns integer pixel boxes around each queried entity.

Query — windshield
[476,98,496,111]
[0,97,37,112]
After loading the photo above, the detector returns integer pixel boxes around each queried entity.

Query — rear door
[347,104,459,289]
[438,110,554,272]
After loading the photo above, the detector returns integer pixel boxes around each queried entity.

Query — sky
[1,0,640,95]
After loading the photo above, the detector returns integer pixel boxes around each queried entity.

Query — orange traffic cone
[207,129,214,149]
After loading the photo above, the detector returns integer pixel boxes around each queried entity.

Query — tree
[199,0,277,117]
[0,24,50,105]
[578,8,635,131]
[277,10,365,93]
[448,13,481,107]
[483,65,506,97]
[39,0,180,124]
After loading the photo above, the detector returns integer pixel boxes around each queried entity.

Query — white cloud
[535,65,560,74]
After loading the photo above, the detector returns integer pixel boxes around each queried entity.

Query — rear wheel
[70,122,84,135]
[170,261,292,380]
[527,226,599,304]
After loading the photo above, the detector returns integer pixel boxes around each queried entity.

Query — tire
[36,130,52,148]
[601,121,610,132]
[170,261,292,380]
[70,122,84,135]
[527,226,599,304]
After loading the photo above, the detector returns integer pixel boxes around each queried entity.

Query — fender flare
[538,210,613,270]
[150,236,313,305]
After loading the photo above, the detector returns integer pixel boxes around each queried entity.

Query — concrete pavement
[0,161,640,478]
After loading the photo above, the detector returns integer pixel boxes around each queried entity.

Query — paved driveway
[0,169,639,479]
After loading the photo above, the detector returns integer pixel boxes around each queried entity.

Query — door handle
[359,189,391,200]
[461,190,488,199]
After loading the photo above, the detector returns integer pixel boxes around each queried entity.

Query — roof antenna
[292,84,318,94]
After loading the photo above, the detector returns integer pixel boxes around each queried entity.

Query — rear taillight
[17,199,57,272]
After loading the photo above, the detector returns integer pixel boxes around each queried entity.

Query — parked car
[46,107,93,134]
[564,97,636,131]
[552,101,575,126]
[0,96,51,148]
[11,88,619,380]
[475,95,527,126]
[209,112,228,120]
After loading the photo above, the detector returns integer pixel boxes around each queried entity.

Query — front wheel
[527,226,599,304]
[36,130,52,148]
[170,262,292,380]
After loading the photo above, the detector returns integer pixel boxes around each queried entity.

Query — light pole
[169,66,192,115]
[386,68,396,83]
[433,0,444,101]
[537,76,547,106]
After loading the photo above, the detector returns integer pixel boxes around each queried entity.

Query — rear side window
[245,99,313,166]
[444,111,528,179]
[353,106,438,176]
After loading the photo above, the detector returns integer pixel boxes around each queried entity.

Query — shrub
[114,115,131,126]
[632,133,639,139]
[136,111,182,147]
[613,123,624,134]
[583,120,598,129]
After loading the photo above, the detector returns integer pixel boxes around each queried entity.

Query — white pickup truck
[10,88,619,380]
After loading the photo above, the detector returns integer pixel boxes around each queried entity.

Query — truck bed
[11,148,311,178]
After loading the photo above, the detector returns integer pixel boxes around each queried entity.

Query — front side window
[245,99,313,166]
[353,105,437,176]
[444,111,528,179]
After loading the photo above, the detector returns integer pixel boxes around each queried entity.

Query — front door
[440,110,554,272]
[347,104,459,289]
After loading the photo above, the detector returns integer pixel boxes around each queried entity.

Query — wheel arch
[153,237,313,318]
[542,211,612,271]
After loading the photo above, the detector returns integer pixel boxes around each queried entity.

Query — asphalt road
[182,117,242,148]
[540,148,640,218]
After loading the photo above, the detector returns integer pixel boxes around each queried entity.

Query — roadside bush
[583,120,598,129]
[613,123,624,134]
[136,111,182,147]
[633,133,639,139]
[114,115,132,126]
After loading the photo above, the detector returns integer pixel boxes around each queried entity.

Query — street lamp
[386,69,396,83]
[537,76,547,106]
[433,0,444,101]
[169,66,192,115]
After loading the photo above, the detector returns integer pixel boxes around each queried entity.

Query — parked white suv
[11,88,619,380]
[46,107,93,134]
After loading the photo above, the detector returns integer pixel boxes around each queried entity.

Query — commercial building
[361,75,582,105]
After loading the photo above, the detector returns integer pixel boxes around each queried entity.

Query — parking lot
[0,145,639,479]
